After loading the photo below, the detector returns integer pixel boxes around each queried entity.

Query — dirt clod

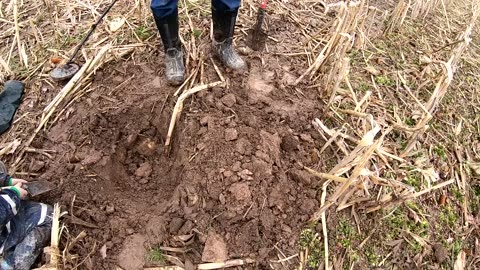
[118,234,146,270]
[202,231,228,262]
[224,128,238,141]
[30,160,45,172]
[105,205,115,214]
[289,169,312,185]
[82,150,103,166]
[433,243,448,263]
[136,138,157,156]
[220,94,237,108]
[281,134,299,152]
[135,162,152,178]
[229,182,252,201]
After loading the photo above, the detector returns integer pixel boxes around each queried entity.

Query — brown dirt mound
[34,37,327,268]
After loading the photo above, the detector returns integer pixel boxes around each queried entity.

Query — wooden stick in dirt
[165,81,225,147]
[197,258,255,269]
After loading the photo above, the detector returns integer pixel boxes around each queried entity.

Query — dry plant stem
[402,8,478,156]
[13,0,26,67]
[49,203,61,268]
[197,258,255,269]
[165,81,225,147]
[384,0,410,34]
[320,180,329,270]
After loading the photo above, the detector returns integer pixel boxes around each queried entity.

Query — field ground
[0,0,479,269]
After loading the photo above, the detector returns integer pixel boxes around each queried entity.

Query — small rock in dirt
[282,72,297,86]
[238,169,254,181]
[68,154,81,163]
[66,164,75,171]
[126,228,135,235]
[126,133,138,148]
[139,178,149,184]
[30,160,45,172]
[202,231,228,262]
[220,94,237,108]
[300,133,314,143]
[433,243,448,263]
[232,161,242,172]
[260,131,282,166]
[146,216,167,245]
[229,182,252,201]
[136,138,157,156]
[235,138,252,155]
[178,220,194,235]
[219,193,226,204]
[150,76,162,88]
[300,198,317,214]
[105,205,115,214]
[82,150,103,166]
[224,128,238,141]
[200,115,212,126]
[100,244,107,259]
[281,134,299,152]
[169,217,185,234]
[289,169,312,185]
[118,234,146,270]
[135,162,152,178]
[223,170,234,178]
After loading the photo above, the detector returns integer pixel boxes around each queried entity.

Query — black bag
[0,81,24,135]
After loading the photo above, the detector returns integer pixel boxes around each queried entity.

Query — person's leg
[1,201,52,270]
[211,0,245,70]
[151,0,185,85]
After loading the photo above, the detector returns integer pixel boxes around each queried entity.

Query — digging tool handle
[260,0,268,9]
[67,0,119,64]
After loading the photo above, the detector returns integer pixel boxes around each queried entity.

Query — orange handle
[260,0,268,9]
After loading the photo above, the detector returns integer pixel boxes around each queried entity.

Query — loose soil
[34,25,328,268]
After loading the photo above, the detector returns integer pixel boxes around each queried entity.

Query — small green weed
[192,29,202,38]
[433,145,447,160]
[439,206,458,227]
[405,171,422,191]
[135,26,152,41]
[405,117,416,126]
[147,247,165,263]
[338,219,356,248]
[365,247,380,266]
[299,228,322,268]
[375,75,395,87]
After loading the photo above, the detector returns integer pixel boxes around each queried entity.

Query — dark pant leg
[151,0,179,20]
[212,0,241,12]
[1,202,52,270]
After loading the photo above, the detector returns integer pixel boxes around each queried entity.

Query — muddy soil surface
[32,18,330,269]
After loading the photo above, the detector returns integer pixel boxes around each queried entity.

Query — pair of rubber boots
[154,8,245,85]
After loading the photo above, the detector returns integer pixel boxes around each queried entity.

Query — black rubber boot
[212,8,246,70]
[4,225,51,270]
[153,11,185,85]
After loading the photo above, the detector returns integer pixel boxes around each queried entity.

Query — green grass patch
[338,219,356,248]
[405,117,416,126]
[146,246,165,263]
[135,25,152,41]
[299,228,322,268]
[375,75,395,86]
[433,145,447,160]
[439,206,458,227]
